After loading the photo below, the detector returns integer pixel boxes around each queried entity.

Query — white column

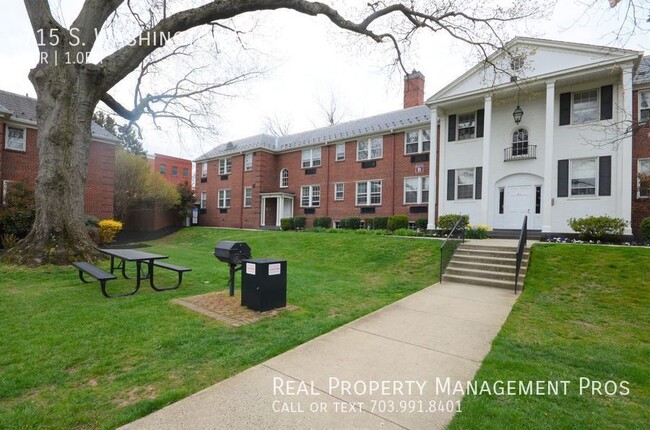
[620,65,634,235]
[427,107,438,230]
[437,115,447,221]
[542,81,555,233]
[481,95,492,226]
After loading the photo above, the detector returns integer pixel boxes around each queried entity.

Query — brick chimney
[403,70,425,108]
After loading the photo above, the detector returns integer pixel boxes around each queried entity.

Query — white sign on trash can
[246,263,256,275]
[268,263,282,276]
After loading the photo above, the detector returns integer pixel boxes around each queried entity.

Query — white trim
[279,168,289,188]
[355,180,382,206]
[301,148,321,169]
[403,176,429,205]
[638,158,650,198]
[218,189,231,208]
[569,157,598,197]
[334,182,344,201]
[243,187,253,207]
[244,153,253,171]
[639,89,650,123]
[404,128,431,155]
[300,184,321,208]
[356,136,383,161]
[5,125,26,151]
[335,143,346,161]
[200,191,207,209]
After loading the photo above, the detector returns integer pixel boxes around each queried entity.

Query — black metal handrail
[439,216,466,283]
[504,145,537,162]
[514,215,528,294]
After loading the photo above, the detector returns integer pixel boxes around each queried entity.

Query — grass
[0,227,440,429]
[448,244,650,430]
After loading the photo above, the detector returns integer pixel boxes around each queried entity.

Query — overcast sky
[1,1,648,161]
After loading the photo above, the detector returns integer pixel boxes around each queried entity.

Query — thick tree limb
[71,0,125,51]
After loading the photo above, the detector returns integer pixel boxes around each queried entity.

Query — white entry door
[506,186,531,229]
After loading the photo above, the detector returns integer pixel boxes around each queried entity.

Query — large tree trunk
[3,65,103,265]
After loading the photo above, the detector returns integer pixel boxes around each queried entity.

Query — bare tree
[264,113,292,136]
[7,0,546,265]
[319,92,345,126]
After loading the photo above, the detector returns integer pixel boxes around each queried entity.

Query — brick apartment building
[195,71,432,229]
[149,153,193,187]
[0,90,118,219]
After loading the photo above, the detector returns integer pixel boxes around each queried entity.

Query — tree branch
[71,0,125,51]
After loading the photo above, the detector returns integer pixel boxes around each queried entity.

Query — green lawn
[0,228,440,429]
[448,244,650,430]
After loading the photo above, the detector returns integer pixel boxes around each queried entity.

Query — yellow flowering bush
[98,219,123,244]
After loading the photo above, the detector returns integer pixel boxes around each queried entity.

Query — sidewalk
[120,281,519,430]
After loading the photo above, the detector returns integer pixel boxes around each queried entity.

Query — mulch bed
[173,290,297,327]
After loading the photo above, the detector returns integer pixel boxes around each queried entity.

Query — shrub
[98,219,123,244]
[364,218,374,230]
[415,218,428,231]
[341,217,361,230]
[293,216,307,230]
[1,233,18,249]
[568,216,628,242]
[466,224,490,239]
[280,217,294,231]
[393,228,419,237]
[373,217,388,230]
[313,217,332,228]
[387,215,409,231]
[0,181,35,239]
[640,217,650,242]
[437,214,469,231]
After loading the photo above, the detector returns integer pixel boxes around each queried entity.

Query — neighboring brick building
[194,71,432,229]
[632,56,650,239]
[0,90,118,219]
[149,153,193,187]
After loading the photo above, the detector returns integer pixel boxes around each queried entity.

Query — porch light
[513,105,524,124]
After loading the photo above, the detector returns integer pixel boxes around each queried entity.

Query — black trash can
[241,258,287,312]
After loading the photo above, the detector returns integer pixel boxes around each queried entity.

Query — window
[218,189,231,208]
[570,158,597,196]
[160,164,167,174]
[218,158,232,175]
[171,166,178,176]
[457,112,476,141]
[498,187,504,214]
[244,187,252,207]
[638,159,650,198]
[301,185,320,207]
[404,177,429,204]
[356,180,382,206]
[334,183,344,201]
[357,137,383,161]
[640,90,650,123]
[512,128,529,156]
[405,129,431,154]
[201,162,208,178]
[302,148,321,168]
[280,168,289,188]
[245,153,253,171]
[5,126,26,151]
[200,191,207,209]
[572,90,599,124]
[336,143,345,161]
[535,186,542,214]
[456,168,475,199]
[510,56,524,72]
[182,167,189,178]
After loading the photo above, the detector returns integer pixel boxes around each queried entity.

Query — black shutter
[559,92,571,126]
[476,109,485,138]
[448,115,457,142]
[447,169,455,200]
[475,167,483,200]
[599,156,611,196]
[558,159,569,197]
[600,85,613,120]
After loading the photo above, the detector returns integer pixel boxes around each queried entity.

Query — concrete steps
[442,242,529,290]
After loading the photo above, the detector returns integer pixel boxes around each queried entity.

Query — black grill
[214,241,252,296]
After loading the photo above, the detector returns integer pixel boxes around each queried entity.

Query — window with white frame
[5,126,26,151]
[244,187,253,207]
[280,168,289,188]
[638,158,650,198]
[2,180,14,205]
[200,191,207,209]
[334,183,344,201]
[336,143,345,161]
[640,90,650,123]
[404,176,429,204]
[572,90,599,124]
[570,158,597,196]
[301,148,321,168]
[457,112,476,141]
[356,180,382,205]
[357,137,383,161]
[456,168,475,199]
[201,162,208,178]
[301,185,320,207]
[244,153,253,171]
[218,189,231,208]
[405,129,431,154]
[218,158,232,175]
[512,128,529,156]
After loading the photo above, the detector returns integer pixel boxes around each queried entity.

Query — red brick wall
[152,153,193,187]
[124,204,179,231]
[632,89,650,239]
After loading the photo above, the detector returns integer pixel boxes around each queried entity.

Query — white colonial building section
[428,38,642,235]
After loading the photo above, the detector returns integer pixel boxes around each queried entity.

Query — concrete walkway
[121,281,519,430]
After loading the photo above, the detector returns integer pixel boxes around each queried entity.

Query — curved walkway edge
[120,281,519,430]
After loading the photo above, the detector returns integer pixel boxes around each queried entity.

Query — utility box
[241,258,287,312]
